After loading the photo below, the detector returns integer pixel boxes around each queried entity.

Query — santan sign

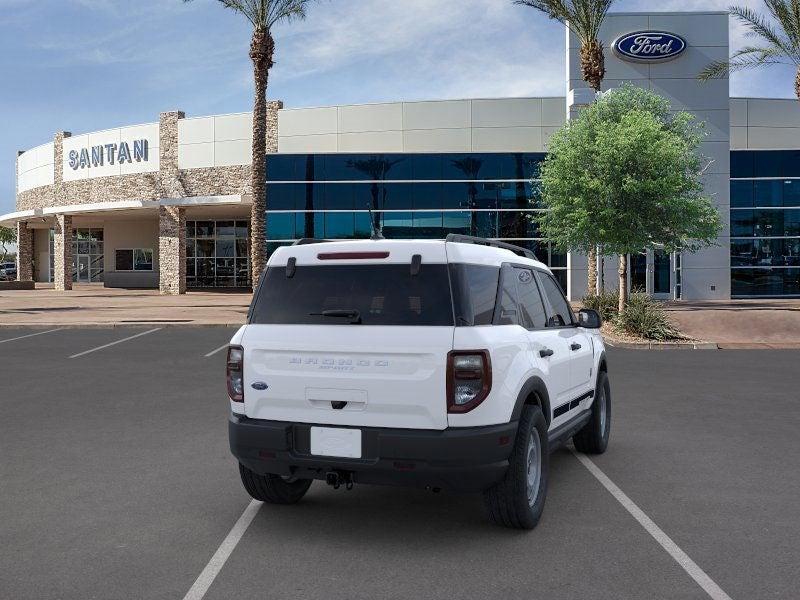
[613,31,687,62]
[68,139,149,170]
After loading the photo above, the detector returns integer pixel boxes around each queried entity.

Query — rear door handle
[539,348,554,358]
[570,343,582,351]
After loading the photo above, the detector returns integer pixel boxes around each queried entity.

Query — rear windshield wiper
[309,309,362,324]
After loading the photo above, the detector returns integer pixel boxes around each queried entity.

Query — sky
[0,0,797,215]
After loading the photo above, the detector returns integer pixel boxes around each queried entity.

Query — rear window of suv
[250,264,455,326]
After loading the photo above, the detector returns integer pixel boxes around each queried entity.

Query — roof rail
[444,234,535,260]
[292,238,333,246]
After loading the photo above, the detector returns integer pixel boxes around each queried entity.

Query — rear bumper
[229,413,518,492]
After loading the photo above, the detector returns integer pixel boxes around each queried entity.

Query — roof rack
[292,238,333,246]
[444,234,535,260]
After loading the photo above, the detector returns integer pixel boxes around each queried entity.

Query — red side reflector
[317,252,390,260]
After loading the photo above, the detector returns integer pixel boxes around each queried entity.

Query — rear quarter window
[250,264,454,326]
[449,264,500,326]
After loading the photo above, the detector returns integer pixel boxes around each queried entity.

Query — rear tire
[573,371,611,454]
[483,405,549,530]
[238,463,312,504]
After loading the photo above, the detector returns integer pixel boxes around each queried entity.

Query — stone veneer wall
[158,206,186,295]
[15,222,33,281]
[53,214,73,291]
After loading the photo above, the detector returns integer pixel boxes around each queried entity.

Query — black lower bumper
[229,414,518,492]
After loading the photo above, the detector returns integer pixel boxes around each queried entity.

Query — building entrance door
[77,256,90,282]
[626,249,674,299]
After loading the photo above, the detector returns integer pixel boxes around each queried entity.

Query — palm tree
[699,2,800,101]
[515,0,615,294]
[185,0,313,286]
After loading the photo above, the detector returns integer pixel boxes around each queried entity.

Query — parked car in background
[0,262,16,281]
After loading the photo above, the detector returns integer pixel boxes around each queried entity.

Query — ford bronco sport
[227,235,610,529]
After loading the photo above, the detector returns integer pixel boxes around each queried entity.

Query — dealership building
[4,10,800,299]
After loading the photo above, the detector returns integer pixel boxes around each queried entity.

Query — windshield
[250,264,455,326]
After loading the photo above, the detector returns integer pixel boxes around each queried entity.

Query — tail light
[447,350,492,413]
[227,345,244,402]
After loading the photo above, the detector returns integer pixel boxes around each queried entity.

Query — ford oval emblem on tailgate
[251,381,269,391]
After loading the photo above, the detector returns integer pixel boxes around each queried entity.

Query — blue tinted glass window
[324,212,354,238]
[412,155,443,180]
[267,184,299,210]
[754,151,783,177]
[266,155,297,181]
[473,212,497,238]
[499,182,530,209]
[441,183,469,209]
[443,211,471,235]
[732,268,800,296]
[412,182,442,209]
[297,183,324,211]
[353,212,372,238]
[294,212,323,239]
[785,210,800,236]
[550,247,567,268]
[325,155,358,180]
[730,151,754,178]
[730,181,753,208]
[352,183,413,211]
[298,155,325,181]
[383,212,414,238]
[731,210,753,237]
[265,213,295,240]
[516,153,545,179]
[783,180,800,207]
[781,150,800,177]
[325,183,354,210]
[754,180,783,207]
[413,212,443,237]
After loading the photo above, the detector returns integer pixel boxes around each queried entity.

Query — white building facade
[3,11,800,299]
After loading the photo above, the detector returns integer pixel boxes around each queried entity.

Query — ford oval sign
[613,31,687,63]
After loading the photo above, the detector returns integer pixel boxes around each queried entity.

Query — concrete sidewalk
[665,300,800,349]
[0,284,252,327]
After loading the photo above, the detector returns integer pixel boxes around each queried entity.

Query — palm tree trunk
[249,29,274,288]
[796,67,800,102]
[581,39,604,295]
[580,40,605,93]
[618,254,628,313]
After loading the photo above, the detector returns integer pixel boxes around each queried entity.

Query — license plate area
[310,426,362,459]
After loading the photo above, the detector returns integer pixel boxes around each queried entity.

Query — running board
[547,410,591,453]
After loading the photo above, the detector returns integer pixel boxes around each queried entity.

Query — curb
[604,339,719,350]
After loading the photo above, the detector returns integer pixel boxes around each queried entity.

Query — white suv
[227,235,610,529]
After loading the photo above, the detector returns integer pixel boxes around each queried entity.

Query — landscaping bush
[616,293,684,341]
[581,290,620,323]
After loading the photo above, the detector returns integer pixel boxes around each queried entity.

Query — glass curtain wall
[731,151,800,297]
[186,220,251,288]
[264,153,568,290]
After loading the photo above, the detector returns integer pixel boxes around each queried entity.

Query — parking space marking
[68,328,162,359]
[0,329,63,345]
[182,500,262,600]
[571,450,733,600]
[204,343,229,358]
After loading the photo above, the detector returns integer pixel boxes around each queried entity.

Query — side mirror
[578,308,602,329]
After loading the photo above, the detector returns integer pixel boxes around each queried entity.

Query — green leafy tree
[699,2,800,100]
[515,0,616,293]
[184,0,315,285]
[536,85,722,311]
[0,226,15,263]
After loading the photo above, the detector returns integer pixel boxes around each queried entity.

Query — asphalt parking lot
[1,327,799,599]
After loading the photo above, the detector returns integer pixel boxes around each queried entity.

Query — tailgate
[243,325,453,430]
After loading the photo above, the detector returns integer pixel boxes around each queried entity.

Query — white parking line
[69,328,162,359]
[571,450,733,600]
[0,328,63,345]
[204,343,229,358]
[182,500,262,600]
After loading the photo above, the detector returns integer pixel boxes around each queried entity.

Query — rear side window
[514,267,547,329]
[494,266,519,326]
[250,264,454,326]
[450,264,500,326]
[539,271,574,327]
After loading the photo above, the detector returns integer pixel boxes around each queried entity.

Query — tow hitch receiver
[325,470,355,490]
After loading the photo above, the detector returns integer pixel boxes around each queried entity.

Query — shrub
[616,293,684,341]
[581,290,620,323]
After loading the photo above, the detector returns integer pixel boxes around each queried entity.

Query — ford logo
[613,31,686,63]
